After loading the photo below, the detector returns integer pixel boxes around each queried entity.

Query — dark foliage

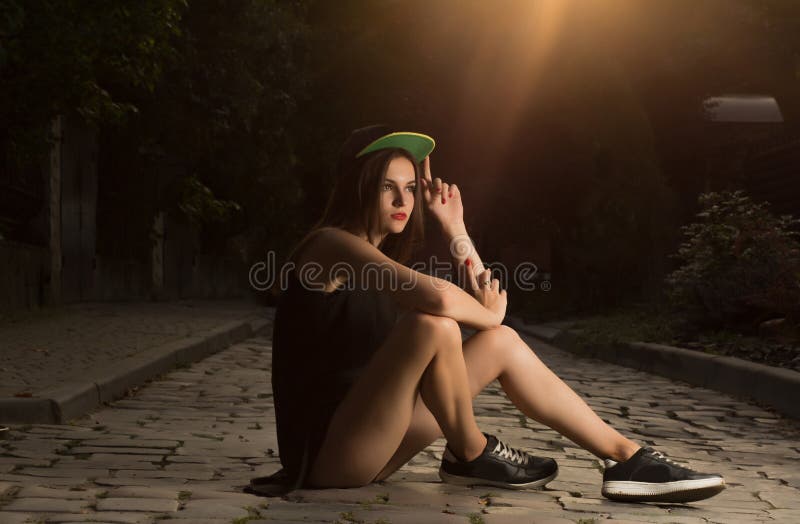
[666,190,800,330]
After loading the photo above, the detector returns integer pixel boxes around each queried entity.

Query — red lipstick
[391,213,407,221]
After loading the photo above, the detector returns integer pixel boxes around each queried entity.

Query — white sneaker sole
[438,467,558,490]
[602,477,726,503]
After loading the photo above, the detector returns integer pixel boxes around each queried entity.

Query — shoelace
[492,439,530,466]
[604,449,686,471]
[649,449,687,469]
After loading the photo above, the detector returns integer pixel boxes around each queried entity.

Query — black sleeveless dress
[271,246,398,489]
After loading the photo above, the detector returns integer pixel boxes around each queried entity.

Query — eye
[407,185,417,192]
[382,183,393,191]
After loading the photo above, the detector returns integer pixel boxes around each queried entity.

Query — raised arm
[418,156,487,288]
[442,221,487,288]
[308,227,504,330]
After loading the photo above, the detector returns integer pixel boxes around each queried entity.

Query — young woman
[266,124,725,503]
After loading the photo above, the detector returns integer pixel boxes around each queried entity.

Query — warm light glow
[453,0,571,163]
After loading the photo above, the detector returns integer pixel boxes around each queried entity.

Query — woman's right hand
[465,260,507,328]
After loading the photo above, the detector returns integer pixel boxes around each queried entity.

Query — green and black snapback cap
[336,124,435,178]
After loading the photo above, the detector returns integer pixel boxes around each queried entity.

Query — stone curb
[507,316,800,420]
[0,316,272,425]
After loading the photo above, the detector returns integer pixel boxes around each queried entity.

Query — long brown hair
[290,148,425,266]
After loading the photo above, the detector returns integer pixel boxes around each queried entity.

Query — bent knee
[484,324,523,345]
[481,324,532,357]
[403,310,461,341]
[500,324,524,342]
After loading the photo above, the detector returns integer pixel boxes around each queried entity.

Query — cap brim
[355,132,436,163]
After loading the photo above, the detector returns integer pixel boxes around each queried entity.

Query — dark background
[2,0,799,318]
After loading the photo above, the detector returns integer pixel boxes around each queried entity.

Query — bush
[665,189,800,330]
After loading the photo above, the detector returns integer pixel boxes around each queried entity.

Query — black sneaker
[602,447,725,503]
[439,433,558,490]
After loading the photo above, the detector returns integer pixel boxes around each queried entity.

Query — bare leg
[417,320,487,461]
[305,311,486,488]
[374,325,639,481]
[495,328,639,460]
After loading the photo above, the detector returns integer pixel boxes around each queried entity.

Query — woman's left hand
[420,156,464,231]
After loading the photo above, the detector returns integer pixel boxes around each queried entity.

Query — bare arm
[309,227,502,330]
[439,280,504,330]
[416,157,486,287]
[415,156,505,328]
[442,221,486,288]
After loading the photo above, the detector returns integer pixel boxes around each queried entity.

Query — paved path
[1,321,800,523]
[0,301,266,398]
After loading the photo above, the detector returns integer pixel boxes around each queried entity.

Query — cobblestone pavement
[0,301,266,397]
[1,321,800,523]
